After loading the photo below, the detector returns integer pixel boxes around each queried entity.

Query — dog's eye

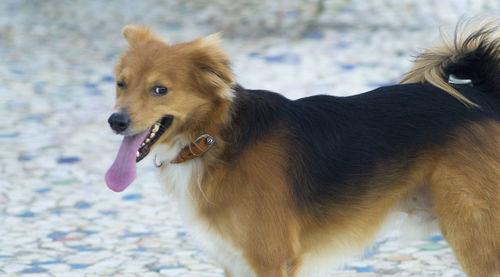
[117,81,125,89]
[151,86,168,96]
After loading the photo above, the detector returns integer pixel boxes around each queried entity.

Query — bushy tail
[401,18,500,107]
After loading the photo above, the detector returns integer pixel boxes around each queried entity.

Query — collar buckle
[170,134,215,164]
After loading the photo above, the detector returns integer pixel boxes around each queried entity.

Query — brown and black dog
[105,19,500,276]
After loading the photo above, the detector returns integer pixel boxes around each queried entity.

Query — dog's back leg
[431,121,500,277]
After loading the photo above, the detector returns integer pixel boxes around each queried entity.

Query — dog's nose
[108,112,131,133]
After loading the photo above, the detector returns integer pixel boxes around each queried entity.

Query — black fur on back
[224,84,500,212]
[219,19,500,213]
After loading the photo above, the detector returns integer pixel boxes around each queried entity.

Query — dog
[105,18,500,277]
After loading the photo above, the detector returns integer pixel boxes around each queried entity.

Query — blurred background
[1,0,500,276]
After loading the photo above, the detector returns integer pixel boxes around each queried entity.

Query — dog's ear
[190,33,235,99]
[122,25,163,48]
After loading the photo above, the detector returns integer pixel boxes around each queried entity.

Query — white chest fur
[154,144,255,277]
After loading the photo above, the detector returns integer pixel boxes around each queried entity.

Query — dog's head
[105,26,234,192]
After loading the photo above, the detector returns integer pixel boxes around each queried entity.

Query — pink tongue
[105,130,150,192]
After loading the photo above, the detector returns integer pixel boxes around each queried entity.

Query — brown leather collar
[170,134,215,164]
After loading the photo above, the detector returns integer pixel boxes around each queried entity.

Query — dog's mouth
[105,115,173,192]
[136,115,173,162]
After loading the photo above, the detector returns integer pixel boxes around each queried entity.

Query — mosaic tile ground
[2,1,499,276]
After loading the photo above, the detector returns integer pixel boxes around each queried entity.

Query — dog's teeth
[136,151,140,158]
[145,138,150,143]
[149,132,155,138]
[152,124,160,133]
[141,142,145,146]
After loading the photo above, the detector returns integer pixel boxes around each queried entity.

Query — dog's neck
[159,86,236,166]
[164,84,264,166]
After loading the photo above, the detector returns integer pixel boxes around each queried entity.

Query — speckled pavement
[2,1,500,276]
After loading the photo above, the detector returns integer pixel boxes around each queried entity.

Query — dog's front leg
[251,265,287,277]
